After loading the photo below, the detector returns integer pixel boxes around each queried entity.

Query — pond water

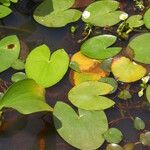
[0,0,150,150]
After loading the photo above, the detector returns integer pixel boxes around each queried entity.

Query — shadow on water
[0,0,149,150]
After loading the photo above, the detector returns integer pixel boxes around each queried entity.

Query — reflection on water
[0,0,149,150]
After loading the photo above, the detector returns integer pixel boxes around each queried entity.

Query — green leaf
[11,72,26,83]
[144,8,150,29]
[100,77,118,94]
[33,0,81,27]
[106,144,123,150]
[146,85,150,103]
[111,57,146,82]
[0,0,10,6]
[100,58,113,72]
[0,35,20,73]
[118,90,132,100]
[140,132,150,146]
[0,79,53,114]
[80,35,122,60]
[53,101,108,149]
[11,59,25,70]
[104,128,123,144]
[25,44,69,88]
[69,61,80,72]
[134,117,145,130]
[0,5,12,18]
[127,15,144,28]
[128,33,150,64]
[68,81,115,110]
[82,0,124,27]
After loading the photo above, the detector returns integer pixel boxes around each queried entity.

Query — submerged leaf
[134,117,145,130]
[53,101,108,149]
[25,44,69,88]
[68,81,115,110]
[0,79,53,114]
[118,90,132,100]
[80,35,122,60]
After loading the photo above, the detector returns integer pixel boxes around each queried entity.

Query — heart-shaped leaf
[0,79,53,114]
[144,8,150,29]
[126,15,144,28]
[0,35,20,73]
[33,0,81,27]
[128,33,150,64]
[111,57,146,82]
[68,81,115,110]
[25,44,69,88]
[53,101,108,150]
[0,5,12,18]
[80,35,122,60]
[82,0,124,27]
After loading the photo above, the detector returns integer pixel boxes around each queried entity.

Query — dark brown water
[0,0,150,149]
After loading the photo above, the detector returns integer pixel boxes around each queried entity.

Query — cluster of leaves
[0,0,18,18]
[0,0,150,149]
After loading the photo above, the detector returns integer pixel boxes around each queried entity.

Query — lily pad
[68,81,115,110]
[11,72,26,83]
[33,0,81,27]
[0,35,20,73]
[144,8,150,29]
[80,35,122,60]
[127,15,144,28]
[0,79,53,114]
[25,44,69,88]
[111,57,146,82]
[146,85,150,103]
[0,5,12,18]
[128,33,150,64]
[106,144,123,150]
[134,117,145,130]
[82,0,124,27]
[53,101,108,150]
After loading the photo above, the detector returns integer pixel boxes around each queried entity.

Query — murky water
[0,0,150,150]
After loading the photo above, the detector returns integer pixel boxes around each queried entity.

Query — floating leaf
[0,5,12,18]
[126,15,144,28]
[128,33,150,64]
[104,128,123,144]
[33,0,81,27]
[111,57,146,82]
[11,72,26,83]
[68,81,115,110]
[69,61,80,72]
[144,8,150,29]
[25,44,69,88]
[146,85,150,103]
[0,35,20,73]
[140,132,150,146]
[82,0,124,27]
[118,90,132,100]
[70,51,99,71]
[106,144,123,150]
[80,35,122,60]
[11,59,25,70]
[123,143,135,150]
[100,77,118,93]
[134,117,145,130]
[0,79,53,114]
[100,58,113,72]
[53,101,108,149]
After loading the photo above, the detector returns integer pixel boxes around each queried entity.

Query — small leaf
[0,5,12,18]
[82,0,124,27]
[0,79,53,114]
[100,77,118,94]
[100,58,113,72]
[69,61,80,72]
[25,44,69,88]
[123,143,135,150]
[11,59,25,70]
[11,72,26,83]
[118,90,132,100]
[144,8,150,30]
[68,81,115,110]
[106,144,123,150]
[140,132,150,146]
[53,101,108,149]
[126,15,144,28]
[146,85,150,103]
[80,35,122,60]
[0,35,20,73]
[111,57,146,82]
[134,117,145,130]
[103,128,123,144]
